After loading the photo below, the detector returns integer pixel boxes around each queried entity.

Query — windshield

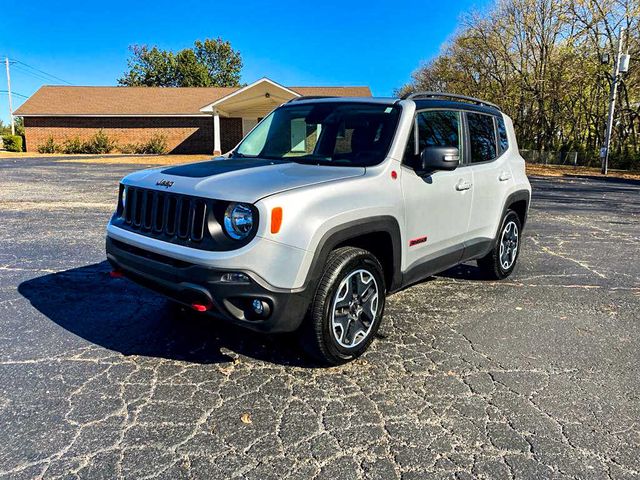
[233,102,401,167]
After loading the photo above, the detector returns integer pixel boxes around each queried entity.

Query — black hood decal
[161,158,291,178]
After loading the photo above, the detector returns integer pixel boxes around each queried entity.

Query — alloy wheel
[331,269,379,348]
[499,220,519,270]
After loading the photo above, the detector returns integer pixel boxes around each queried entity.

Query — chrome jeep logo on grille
[156,179,174,188]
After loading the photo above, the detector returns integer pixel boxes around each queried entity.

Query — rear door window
[467,112,497,163]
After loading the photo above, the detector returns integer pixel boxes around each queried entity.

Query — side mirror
[418,146,460,173]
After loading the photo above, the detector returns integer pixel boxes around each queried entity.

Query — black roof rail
[287,95,338,103]
[401,91,501,111]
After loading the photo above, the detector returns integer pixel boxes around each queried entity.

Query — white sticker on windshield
[384,107,393,113]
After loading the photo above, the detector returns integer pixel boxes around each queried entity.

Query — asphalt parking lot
[0,156,639,479]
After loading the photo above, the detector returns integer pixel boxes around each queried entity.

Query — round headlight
[224,203,254,240]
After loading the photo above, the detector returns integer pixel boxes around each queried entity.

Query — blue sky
[0,0,487,124]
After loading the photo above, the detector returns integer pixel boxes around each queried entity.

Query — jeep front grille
[114,184,211,248]
[112,184,258,251]
[119,185,207,242]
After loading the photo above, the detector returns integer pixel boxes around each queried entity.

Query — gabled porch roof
[199,78,301,118]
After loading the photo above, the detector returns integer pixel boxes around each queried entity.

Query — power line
[11,63,72,85]
[11,59,72,85]
[11,64,61,84]
[0,90,29,99]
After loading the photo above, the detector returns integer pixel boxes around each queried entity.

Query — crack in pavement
[1,162,639,479]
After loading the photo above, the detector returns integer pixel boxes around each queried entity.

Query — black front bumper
[106,236,312,333]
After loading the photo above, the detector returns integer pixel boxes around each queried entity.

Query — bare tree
[399,0,639,168]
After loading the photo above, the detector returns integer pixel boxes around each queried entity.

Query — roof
[14,84,373,117]
[287,96,398,106]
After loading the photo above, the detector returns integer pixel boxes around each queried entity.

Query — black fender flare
[501,189,530,226]
[302,215,403,294]
[491,190,531,247]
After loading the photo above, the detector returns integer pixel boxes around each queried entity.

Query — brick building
[15,78,371,154]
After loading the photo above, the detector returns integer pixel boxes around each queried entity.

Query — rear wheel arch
[509,198,528,228]
[501,190,530,231]
[478,208,522,279]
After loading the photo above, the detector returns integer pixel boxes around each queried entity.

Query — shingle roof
[14,85,372,116]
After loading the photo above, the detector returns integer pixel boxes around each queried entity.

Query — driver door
[401,109,473,280]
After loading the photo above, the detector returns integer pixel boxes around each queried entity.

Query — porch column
[213,110,221,155]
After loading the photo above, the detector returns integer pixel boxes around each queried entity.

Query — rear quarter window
[496,116,508,154]
[467,112,497,163]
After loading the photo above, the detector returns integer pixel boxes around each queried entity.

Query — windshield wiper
[232,152,286,161]
[231,151,253,158]
[290,156,334,165]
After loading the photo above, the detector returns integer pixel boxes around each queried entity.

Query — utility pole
[5,57,15,135]
[601,27,626,175]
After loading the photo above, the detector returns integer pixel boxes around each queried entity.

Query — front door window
[404,110,463,170]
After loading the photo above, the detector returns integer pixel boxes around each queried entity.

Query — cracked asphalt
[0,156,639,479]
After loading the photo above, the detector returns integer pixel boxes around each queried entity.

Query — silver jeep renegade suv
[106,92,531,365]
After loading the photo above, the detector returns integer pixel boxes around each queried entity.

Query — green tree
[118,38,242,87]
[0,117,24,136]
[174,49,210,87]
[194,38,243,87]
[118,45,178,87]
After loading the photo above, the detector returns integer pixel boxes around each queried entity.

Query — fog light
[252,299,264,315]
[219,272,250,283]
[191,303,209,312]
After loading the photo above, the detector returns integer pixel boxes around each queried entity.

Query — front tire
[477,209,522,279]
[301,247,386,365]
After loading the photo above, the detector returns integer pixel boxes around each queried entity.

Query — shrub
[62,136,85,154]
[37,137,59,154]
[137,134,168,154]
[118,143,138,154]
[2,134,23,152]
[85,129,116,154]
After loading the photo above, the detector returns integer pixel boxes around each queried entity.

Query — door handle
[499,171,512,182]
[455,180,472,191]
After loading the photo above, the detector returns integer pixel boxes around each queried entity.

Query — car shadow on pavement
[18,261,317,367]
[436,263,490,281]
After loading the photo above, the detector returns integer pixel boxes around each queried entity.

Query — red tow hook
[109,269,124,278]
[191,303,210,312]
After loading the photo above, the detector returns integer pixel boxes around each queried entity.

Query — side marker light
[271,207,283,234]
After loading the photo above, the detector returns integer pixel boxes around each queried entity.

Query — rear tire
[477,209,522,280]
[301,247,386,365]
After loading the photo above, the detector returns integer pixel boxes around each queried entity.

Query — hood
[122,158,365,203]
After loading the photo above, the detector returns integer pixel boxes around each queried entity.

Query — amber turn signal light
[271,207,283,234]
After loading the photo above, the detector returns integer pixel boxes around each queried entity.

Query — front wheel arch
[303,216,402,293]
